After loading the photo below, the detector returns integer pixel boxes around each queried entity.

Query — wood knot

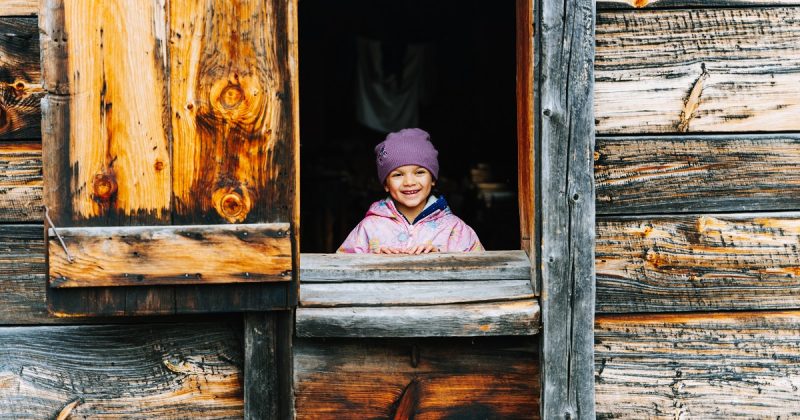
[221,86,245,109]
[92,173,118,201]
[154,160,165,171]
[212,186,252,223]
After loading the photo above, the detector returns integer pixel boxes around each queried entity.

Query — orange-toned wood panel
[170,0,298,225]
[48,223,291,288]
[0,1,37,16]
[295,337,540,419]
[596,311,800,418]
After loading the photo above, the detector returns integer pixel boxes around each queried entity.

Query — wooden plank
[169,0,299,226]
[300,251,531,282]
[0,224,50,323]
[0,141,42,222]
[596,134,800,214]
[597,0,800,9]
[42,0,171,226]
[47,223,291,288]
[0,17,42,140]
[245,312,278,420]
[595,311,800,418]
[296,300,540,338]
[294,336,539,419]
[0,1,37,16]
[301,280,535,308]
[516,0,536,295]
[595,7,800,134]
[596,213,800,313]
[539,0,596,416]
[0,322,243,417]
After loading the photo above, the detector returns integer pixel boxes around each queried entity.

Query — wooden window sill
[296,250,540,338]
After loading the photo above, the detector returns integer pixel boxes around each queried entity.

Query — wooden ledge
[297,251,539,338]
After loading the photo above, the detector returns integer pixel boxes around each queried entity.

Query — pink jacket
[338,198,483,253]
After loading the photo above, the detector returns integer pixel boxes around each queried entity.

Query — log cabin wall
[594,0,800,417]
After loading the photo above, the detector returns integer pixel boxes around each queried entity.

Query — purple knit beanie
[375,128,439,183]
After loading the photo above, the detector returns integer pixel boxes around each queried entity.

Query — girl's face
[384,165,435,220]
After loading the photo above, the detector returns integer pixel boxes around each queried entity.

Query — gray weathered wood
[539,0,596,417]
[0,322,243,417]
[301,280,535,308]
[596,7,800,134]
[294,336,539,419]
[245,312,278,420]
[596,311,800,418]
[597,0,800,8]
[0,141,42,222]
[47,223,291,288]
[596,134,800,214]
[297,300,540,338]
[300,251,531,282]
[596,212,800,313]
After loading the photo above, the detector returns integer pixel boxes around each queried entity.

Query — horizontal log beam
[300,251,531,282]
[48,223,292,288]
[597,213,800,313]
[0,141,41,222]
[596,311,800,418]
[596,7,800,134]
[0,322,243,417]
[301,280,535,307]
[296,300,540,338]
[294,336,539,418]
[596,134,800,214]
[0,1,37,16]
[597,0,800,9]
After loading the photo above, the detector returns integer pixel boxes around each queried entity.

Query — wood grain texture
[245,312,279,420]
[0,141,41,221]
[41,0,173,225]
[294,337,539,419]
[300,251,531,282]
[296,300,540,338]
[595,311,800,418]
[48,223,291,288]
[0,224,51,323]
[596,134,800,214]
[597,213,800,313]
[170,0,299,225]
[516,0,536,293]
[539,0,596,416]
[595,8,800,134]
[0,1,37,16]
[597,0,800,8]
[301,280,535,308]
[0,322,243,418]
[0,17,42,140]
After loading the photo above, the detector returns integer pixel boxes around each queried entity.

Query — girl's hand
[406,244,438,254]
[377,246,403,254]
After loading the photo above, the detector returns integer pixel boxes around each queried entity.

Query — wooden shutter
[40,0,299,316]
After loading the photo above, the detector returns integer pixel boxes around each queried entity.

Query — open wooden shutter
[40,0,299,316]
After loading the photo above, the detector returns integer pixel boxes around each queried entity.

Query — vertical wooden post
[538,0,596,417]
[517,0,537,295]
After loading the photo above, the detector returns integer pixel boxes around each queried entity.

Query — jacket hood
[365,197,450,225]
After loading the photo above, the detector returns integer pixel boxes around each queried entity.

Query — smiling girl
[338,128,483,254]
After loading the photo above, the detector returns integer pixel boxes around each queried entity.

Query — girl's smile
[384,165,435,222]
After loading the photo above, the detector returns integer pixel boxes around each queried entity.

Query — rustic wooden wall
[594,0,800,416]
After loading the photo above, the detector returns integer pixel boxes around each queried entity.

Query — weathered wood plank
[596,7,800,134]
[170,0,299,225]
[47,223,291,288]
[300,251,531,282]
[597,213,800,313]
[539,0,596,416]
[0,1,37,16]
[516,0,536,295]
[596,134,800,214]
[0,17,41,140]
[0,224,51,323]
[301,280,535,308]
[0,322,243,417]
[0,141,41,221]
[595,311,800,418]
[296,300,540,338]
[245,312,278,420]
[294,337,539,419]
[42,0,171,226]
[597,0,800,9]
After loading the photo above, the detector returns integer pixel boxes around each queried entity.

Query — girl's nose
[402,174,416,185]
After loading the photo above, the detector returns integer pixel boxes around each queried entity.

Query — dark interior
[299,0,518,252]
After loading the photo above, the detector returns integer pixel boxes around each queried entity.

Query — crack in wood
[56,397,83,420]
[677,64,709,133]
